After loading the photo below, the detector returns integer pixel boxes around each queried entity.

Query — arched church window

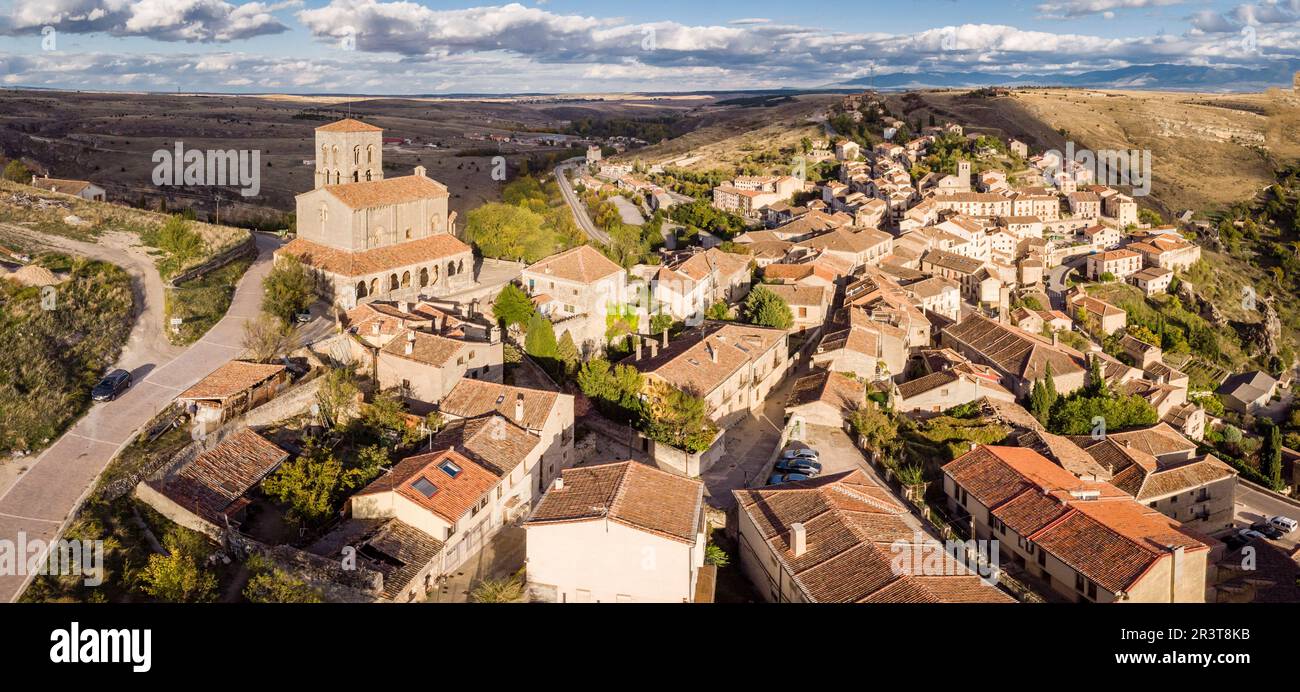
[389,274,399,291]
[419,268,429,287]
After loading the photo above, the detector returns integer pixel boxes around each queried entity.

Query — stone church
[276,118,475,309]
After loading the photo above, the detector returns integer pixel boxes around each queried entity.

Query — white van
[1268,516,1298,533]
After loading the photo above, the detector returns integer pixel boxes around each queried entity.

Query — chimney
[404,330,415,355]
[661,328,669,348]
[790,522,807,557]
[1052,330,1059,346]
[372,322,381,335]
[553,477,564,491]
[649,341,659,358]
[708,342,718,363]
[399,301,410,314]
[414,165,427,178]
[635,336,643,361]
[515,393,525,424]
[433,314,443,333]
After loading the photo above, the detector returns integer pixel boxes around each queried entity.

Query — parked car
[775,458,822,475]
[781,447,820,462]
[1250,522,1285,540]
[1237,528,1268,542]
[767,472,810,486]
[1268,516,1298,533]
[91,369,132,402]
[294,310,313,324]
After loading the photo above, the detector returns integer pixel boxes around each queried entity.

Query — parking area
[1232,484,1300,553]
[772,423,890,488]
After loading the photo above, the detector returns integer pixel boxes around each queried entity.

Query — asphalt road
[0,232,280,602]
[1234,482,1300,552]
[553,158,611,245]
[1045,256,1085,310]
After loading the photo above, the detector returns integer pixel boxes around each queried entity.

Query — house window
[439,460,462,478]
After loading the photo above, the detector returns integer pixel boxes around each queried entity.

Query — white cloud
[1,0,294,42]
[1036,0,1185,18]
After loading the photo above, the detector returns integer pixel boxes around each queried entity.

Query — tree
[470,576,525,603]
[243,554,324,603]
[262,255,315,323]
[742,285,793,329]
[524,313,557,359]
[705,544,731,567]
[156,215,206,266]
[3,159,31,184]
[1029,364,1058,424]
[492,283,536,330]
[849,401,897,455]
[261,440,363,525]
[1048,393,1157,435]
[555,330,580,376]
[464,203,545,261]
[1263,421,1284,489]
[645,384,715,453]
[650,312,675,336]
[242,313,299,363]
[138,527,217,603]
[315,365,360,429]
[705,300,732,321]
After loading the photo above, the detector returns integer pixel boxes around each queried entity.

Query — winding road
[554,157,610,245]
[0,229,280,602]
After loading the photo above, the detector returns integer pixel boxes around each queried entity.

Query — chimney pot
[414,165,427,178]
[635,336,643,361]
[790,522,807,557]
[404,341,414,356]
[553,477,564,491]
[515,393,525,422]
[662,328,669,348]
[650,341,659,358]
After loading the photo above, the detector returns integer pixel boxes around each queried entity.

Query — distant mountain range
[829,60,1300,92]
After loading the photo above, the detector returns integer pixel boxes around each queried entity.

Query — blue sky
[0,0,1294,93]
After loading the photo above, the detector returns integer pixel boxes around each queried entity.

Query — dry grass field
[891,88,1300,215]
[0,90,719,225]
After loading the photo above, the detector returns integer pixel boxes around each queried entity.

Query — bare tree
[242,313,299,363]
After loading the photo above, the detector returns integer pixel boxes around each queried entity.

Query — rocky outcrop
[1175,280,1228,327]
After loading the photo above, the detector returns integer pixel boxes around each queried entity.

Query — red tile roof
[525,460,703,544]
[277,234,471,278]
[355,448,500,524]
[178,361,286,401]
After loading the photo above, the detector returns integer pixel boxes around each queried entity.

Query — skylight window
[439,460,462,478]
[412,477,438,497]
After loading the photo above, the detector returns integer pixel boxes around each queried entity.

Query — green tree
[1029,364,1058,424]
[243,554,324,603]
[1263,421,1284,489]
[742,285,793,329]
[138,527,217,603]
[705,544,731,567]
[464,203,545,262]
[650,312,675,336]
[705,300,732,321]
[156,215,206,266]
[262,255,316,323]
[470,576,525,603]
[556,330,580,376]
[646,385,716,453]
[849,401,897,455]
[261,440,363,525]
[492,282,536,330]
[524,313,558,359]
[3,160,32,184]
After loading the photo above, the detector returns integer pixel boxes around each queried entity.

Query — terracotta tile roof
[943,313,1086,382]
[626,321,786,400]
[733,470,1013,603]
[1074,423,1197,460]
[150,429,288,522]
[277,234,471,278]
[379,329,467,367]
[1095,249,1140,262]
[1112,456,1236,501]
[922,248,984,275]
[316,174,449,210]
[524,245,624,285]
[799,227,892,255]
[353,518,445,600]
[437,379,561,431]
[787,369,865,413]
[32,177,95,196]
[525,460,703,544]
[1070,293,1125,317]
[355,448,500,524]
[316,118,383,132]
[430,415,539,476]
[763,282,829,309]
[944,445,1210,594]
[178,361,286,401]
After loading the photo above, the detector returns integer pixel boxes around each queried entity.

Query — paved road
[0,232,280,602]
[611,195,645,226]
[1234,482,1300,552]
[553,158,610,245]
[1045,256,1085,310]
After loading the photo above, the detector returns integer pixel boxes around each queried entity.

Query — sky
[0,0,1297,93]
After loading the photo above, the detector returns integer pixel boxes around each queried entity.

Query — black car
[1251,522,1285,540]
[91,369,132,402]
[774,458,822,475]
